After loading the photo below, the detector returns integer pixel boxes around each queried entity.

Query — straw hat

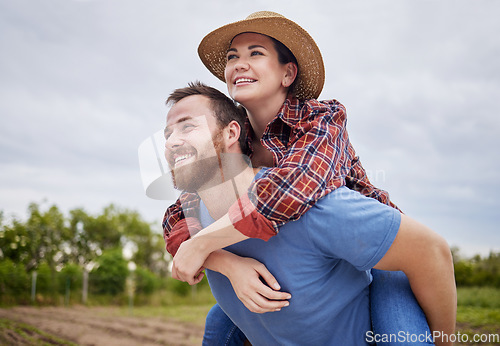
[198,11,325,100]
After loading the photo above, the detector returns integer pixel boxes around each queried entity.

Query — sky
[1,0,499,257]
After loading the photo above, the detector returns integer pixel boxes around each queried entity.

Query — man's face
[164,95,224,192]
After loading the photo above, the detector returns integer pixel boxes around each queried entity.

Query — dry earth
[0,306,204,346]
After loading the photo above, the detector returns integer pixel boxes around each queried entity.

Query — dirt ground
[0,306,204,346]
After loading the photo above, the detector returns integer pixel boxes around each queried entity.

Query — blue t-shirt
[200,184,401,345]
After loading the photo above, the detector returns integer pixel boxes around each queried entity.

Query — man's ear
[282,62,298,88]
[224,120,242,150]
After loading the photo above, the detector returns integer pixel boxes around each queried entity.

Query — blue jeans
[370,269,433,345]
[202,303,248,346]
[203,270,432,345]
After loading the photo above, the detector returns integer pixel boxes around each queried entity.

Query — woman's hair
[269,36,299,94]
[166,81,250,155]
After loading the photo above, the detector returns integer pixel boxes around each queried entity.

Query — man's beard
[170,131,225,192]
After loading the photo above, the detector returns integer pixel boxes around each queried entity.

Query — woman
[164,11,433,345]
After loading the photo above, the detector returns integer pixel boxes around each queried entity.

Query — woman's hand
[171,237,209,285]
[223,256,291,313]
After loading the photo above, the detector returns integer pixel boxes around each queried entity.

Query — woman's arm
[162,192,202,256]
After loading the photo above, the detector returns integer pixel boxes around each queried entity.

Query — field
[0,305,213,346]
[0,287,498,345]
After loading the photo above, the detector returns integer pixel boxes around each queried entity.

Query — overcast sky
[1,0,499,257]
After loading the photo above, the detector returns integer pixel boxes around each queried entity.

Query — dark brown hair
[270,36,299,95]
[166,81,249,155]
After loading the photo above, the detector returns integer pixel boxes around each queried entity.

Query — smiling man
[162,82,456,345]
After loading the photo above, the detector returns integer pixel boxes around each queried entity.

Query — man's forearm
[406,237,457,345]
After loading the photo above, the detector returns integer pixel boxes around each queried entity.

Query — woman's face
[224,33,293,106]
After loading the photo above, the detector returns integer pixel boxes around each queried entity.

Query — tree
[90,248,128,295]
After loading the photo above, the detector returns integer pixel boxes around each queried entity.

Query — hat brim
[198,15,325,100]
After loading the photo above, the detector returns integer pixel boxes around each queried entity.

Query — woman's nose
[234,58,249,72]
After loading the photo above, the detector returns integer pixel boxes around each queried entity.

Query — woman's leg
[202,303,248,345]
[370,269,434,345]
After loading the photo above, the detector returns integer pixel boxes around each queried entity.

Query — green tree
[58,263,83,295]
[24,203,66,272]
[90,248,128,295]
[134,266,160,295]
[0,259,29,302]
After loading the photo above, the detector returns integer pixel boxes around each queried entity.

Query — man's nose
[165,130,184,150]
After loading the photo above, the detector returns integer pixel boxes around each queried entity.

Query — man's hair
[166,81,249,155]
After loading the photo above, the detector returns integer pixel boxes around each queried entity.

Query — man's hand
[171,237,209,285]
[225,256,291,313]
[204,249,291,313]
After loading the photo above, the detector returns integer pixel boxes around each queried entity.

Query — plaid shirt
[163,95,398,256]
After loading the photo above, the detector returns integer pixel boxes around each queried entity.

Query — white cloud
[1,0,499,256]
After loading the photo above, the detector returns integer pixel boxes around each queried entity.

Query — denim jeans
[370,269,433,345]
[202,303,248,346]
[203,270,433,345]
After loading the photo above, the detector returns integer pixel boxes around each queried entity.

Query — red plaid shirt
[163,95,399,256]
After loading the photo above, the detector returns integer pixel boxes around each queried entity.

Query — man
[163,82,456,345]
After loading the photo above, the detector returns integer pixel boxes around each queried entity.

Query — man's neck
[198,165,260,220]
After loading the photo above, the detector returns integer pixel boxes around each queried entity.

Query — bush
[167,277,191,297]
[58,263,83,295]
[35,263,57,294]
[134,267,160,295]
[90,249,128,295]
[0,259,29,304]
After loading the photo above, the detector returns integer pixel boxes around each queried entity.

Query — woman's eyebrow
[227,44,267,54]
[248,44,266,50]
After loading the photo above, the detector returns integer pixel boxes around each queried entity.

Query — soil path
[0,306,204,345]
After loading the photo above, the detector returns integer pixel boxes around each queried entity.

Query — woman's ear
[282,62,298,88]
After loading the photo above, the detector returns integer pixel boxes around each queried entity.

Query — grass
[457,287,500,309]
[124,304,215,326]
[0,318,76,346]
[454,287,500,344]
[125,286,500,331]
[1,285,498,344]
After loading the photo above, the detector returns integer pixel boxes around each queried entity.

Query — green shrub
[0,259,29,303]
[90,248,128,295]
[134,267,160,295]
[58,263,83,295]
[167,277,191,297]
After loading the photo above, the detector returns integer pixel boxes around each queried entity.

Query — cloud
[0,0,499,257]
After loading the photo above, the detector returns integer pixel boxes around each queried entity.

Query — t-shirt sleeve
[306,187,401,271]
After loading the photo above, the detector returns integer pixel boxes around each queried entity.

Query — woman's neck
[243,91,288,139]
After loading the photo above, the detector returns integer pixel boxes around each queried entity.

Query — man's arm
[374,214,457,346]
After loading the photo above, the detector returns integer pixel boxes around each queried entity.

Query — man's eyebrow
[164,116,195,133]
